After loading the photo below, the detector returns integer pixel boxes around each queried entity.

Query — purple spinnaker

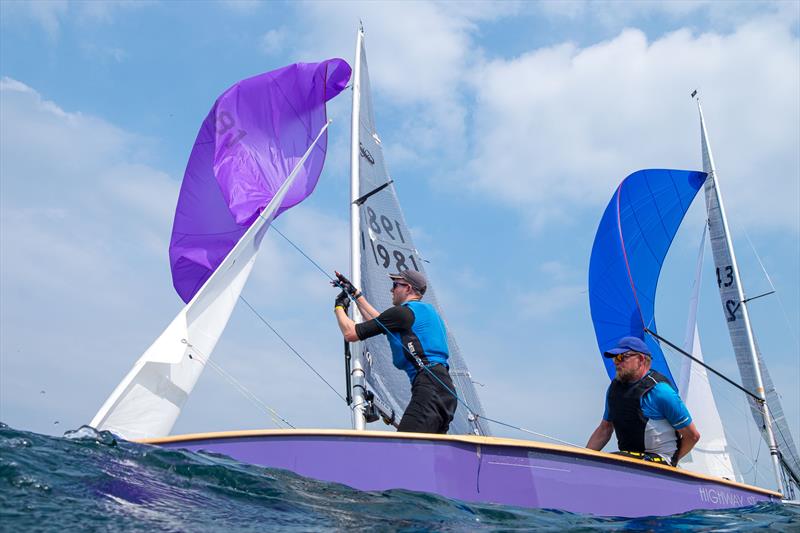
[169,59,351,303]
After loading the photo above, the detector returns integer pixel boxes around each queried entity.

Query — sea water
[1,423,797,532]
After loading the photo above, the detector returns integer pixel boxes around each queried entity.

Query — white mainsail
[677,227,737,480]
[698,99,800,492]
[91,123,330,440]
[350,28,489,435]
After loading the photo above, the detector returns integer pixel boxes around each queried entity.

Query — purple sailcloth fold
[169,59,351,303]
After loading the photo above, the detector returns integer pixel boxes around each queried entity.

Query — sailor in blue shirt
[586,336,701,466]
[333,270,457,434]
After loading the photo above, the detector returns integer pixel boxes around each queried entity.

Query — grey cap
[389,270,427,295]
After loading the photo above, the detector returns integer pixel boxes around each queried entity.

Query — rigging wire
[741,226,800,352]
[181,340,294,429]
[239,295,348,404]
[738,226,800,489]
[475,416,580,448]
[264,221,793,488]
[271,225,337,283]
[269,225,582,444]
[659,340,798,490]
[660,343,769,482]
[646,328,763,403]
[269,223,482,419]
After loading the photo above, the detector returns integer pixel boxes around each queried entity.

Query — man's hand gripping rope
[332,271,362,312]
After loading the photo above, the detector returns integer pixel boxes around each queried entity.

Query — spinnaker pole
[348,24,367,430]
[696,95,784,494]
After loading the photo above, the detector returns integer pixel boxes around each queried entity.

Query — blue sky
[1,0,798,488]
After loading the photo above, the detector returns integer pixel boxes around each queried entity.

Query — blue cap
[603,336,651,358]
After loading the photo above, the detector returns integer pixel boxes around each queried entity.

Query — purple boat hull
[143,429,780,517]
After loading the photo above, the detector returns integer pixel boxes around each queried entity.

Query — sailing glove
[334,290,350,312]
[333,271,362,299]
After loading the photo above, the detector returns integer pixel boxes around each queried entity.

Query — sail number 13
[716,266,734,288]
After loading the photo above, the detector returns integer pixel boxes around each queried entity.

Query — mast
[349,23,366,430]
[695,95,784,493]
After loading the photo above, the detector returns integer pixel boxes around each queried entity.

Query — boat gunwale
[137,428,782,498]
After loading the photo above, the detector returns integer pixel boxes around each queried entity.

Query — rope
[271,226,578,443]
[742,227,800,351]
[239,296,347,404]
[659,343,779,487]
[270,224,478,422]
[271,225,336,282]
[475,416,580,448]
[181,339,294,429]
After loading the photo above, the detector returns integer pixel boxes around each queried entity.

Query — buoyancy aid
[386,301,449,382]
[606,370,676,454]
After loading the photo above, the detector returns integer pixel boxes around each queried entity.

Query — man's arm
[334,307,359,342]
[355,295,380,320]
[336,305,414,343]
[586,419,614,451]
[647,382,699,465]
[674,423,700,464]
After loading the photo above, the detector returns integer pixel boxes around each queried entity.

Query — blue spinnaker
[589,169,707,385]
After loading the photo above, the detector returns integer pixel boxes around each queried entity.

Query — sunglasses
[613,351,640,363]
[391,281,410,290]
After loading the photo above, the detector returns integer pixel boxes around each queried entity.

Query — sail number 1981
[362,206,420,272]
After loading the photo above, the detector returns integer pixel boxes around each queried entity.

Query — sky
[1,0,798,490]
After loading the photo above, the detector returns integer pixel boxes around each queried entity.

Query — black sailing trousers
[397,364,458,434]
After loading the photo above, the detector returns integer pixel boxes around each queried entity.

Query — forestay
[353,35,489,435]
[698,103,800,487]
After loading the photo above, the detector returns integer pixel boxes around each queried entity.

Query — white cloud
[0,0,151,40]
[80,42,127,63]
[515,284,586,320]
[466,18,800,232]
[537,0,796,30]
[3,0,68,40]
[0,78,358,435]
[259,28,287,56]
[0,78,182,431]
[540,260,581,282]
[294,1,499,164]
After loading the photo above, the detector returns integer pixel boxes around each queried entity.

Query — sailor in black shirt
[333,270,457,433]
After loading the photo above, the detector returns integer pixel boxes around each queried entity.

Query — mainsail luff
[696,98,793,493]
[349,25,367,430]
[91,122,331,440]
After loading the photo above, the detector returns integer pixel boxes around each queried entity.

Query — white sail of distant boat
[90,124,330,440]
[677,226,737,481]
[697,98,800,493]
[349,28,489,435]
